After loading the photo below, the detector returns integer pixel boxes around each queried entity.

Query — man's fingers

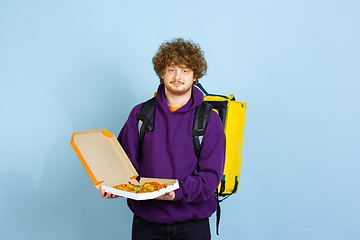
[101,189,112,198]
[155,191,175,201]
[106,191,113,199]
[100,189,106,198]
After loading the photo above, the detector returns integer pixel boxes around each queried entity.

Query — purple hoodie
[118,84,226,224]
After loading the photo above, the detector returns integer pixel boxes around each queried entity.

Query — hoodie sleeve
[174,110,226,203]
[117,104,142,171]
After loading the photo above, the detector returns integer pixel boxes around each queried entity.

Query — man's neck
[164,87,192,107]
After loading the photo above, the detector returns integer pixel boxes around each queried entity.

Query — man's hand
[100,189,120,199]
[155,191,175,201]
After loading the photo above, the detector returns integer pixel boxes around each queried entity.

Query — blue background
[1,1,359,239]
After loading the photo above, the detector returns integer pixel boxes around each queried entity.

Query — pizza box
[70,129,179,200]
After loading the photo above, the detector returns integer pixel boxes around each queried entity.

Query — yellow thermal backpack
[195,83,247,235]
[195,84,247,197]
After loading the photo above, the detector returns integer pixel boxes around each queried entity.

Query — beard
[164,81,193,96]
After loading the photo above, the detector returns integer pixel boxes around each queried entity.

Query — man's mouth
[171,81,184,87]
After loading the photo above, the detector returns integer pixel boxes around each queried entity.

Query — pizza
[113,182,168,193]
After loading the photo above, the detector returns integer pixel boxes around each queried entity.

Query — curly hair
[152,38,207,85]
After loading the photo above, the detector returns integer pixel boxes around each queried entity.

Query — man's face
[161,64,196,96]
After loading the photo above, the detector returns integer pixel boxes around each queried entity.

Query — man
[101,38,226,240]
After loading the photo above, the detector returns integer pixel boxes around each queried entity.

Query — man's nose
[174,70,181,79]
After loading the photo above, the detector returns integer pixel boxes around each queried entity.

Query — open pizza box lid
[70,129,179,200]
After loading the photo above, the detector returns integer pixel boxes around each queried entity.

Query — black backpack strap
[192,101,212,158]
[137,97,156,146]
[216,195,221,235]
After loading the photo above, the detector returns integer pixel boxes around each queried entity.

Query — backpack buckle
[192,128,205,137]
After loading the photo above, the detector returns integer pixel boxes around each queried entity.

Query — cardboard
[70,129,179,200]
